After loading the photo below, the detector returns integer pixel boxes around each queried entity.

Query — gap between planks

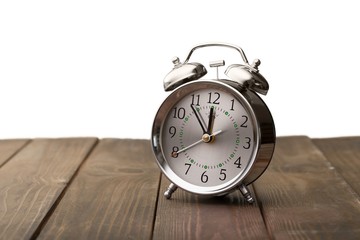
[36,139,160,240]
[253,136,360,239]
[152,175,269,239]
[31,138,100,240]
[150,173,163,240]
[0,138,99,240]
[0,139,31,168]
[1,137,359,240]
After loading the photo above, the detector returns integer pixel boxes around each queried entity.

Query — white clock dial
[161,86,256,188]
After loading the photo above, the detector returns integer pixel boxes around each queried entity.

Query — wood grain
[37,139,161,240]
[0,139,30,167]
[0,138,97,240]
[313,137,360,197]
[1,137,359,240]
[152,176,269,240]
[253,136,360,240]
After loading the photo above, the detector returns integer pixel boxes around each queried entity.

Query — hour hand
[190,104,207,133]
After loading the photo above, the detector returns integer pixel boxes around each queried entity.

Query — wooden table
[0,136,359,239]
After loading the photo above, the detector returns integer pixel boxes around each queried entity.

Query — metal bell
[163,57,207,91]
[225,59,269,95]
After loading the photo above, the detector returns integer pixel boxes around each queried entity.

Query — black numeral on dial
[208,92,220,104]
[243,137,251,149]
[234,156,241,168]
[201,171,208,183]
[241,115,248,128]
[185,163,191,175]
[171,146,179,158]
[169,126,176,138]
[191,94,200,106]
[173,107,185,119]
[219,169,227,181]
[230,99,235,111]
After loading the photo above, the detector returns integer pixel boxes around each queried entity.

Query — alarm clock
[151,43,275,203]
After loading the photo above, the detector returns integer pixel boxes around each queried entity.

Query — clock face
[154,81,259,194]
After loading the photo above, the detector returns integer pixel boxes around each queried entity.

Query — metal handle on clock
[163,42,269,95]
[184,42,249,65]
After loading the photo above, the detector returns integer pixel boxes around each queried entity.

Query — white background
[1,0,359,139]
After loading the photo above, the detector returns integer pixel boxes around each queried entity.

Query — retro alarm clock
[151,43,275,203]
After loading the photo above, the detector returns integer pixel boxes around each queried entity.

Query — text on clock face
[162,87,255,187]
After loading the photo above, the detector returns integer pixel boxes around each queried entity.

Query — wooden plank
[0,138,98,240]
[313,137,360,196]
[37,139,161,240]
[253,136,360,240]
[0,139,30,167]
[153,176,269,239]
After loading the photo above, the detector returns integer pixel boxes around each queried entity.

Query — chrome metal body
[225,59,269,95]
[163,61,207,91]
[152,80,275,199]
[152,43,275,203]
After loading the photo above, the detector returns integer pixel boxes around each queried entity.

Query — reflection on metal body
[152,43,275,204]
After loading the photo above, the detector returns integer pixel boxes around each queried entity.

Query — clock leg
[164,183,178,199]
[239,184,255,204]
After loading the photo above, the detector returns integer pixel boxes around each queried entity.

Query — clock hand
[206,107,215,134]
[176,130,223,155]
[176,139,203,155]
[190,104,207,134]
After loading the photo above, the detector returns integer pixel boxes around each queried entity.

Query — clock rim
[151,79,275,196]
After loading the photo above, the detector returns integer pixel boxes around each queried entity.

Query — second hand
[176,130,223,155]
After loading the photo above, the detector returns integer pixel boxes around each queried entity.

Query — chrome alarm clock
[151,43,275,203]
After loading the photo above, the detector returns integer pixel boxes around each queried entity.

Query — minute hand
[207,107,215,134]
[176,130,223,155]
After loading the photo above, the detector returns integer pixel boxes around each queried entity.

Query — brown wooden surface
[313,137,360,197]
[0,139,29,167]
[0,136,359,239]
[37,139,160,240]
[253,136,360,239]
[153,177,269,240]
[0,138,97,240]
